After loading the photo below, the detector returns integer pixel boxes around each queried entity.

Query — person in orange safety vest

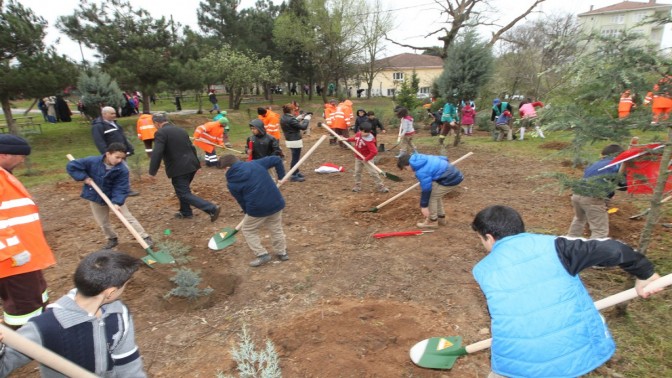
[257,107,282,141]
[648,76,672,124]
[0,135,56,328]
[136,113,157,157]
[618,90,636,119]
[325,99,351,147]
[193,118,228,167]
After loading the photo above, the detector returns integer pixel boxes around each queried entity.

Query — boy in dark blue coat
[397,153,463,228]
[218,154,288,267]
[67,143,153,249]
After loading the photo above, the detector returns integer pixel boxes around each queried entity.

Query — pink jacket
[461,105,475,125]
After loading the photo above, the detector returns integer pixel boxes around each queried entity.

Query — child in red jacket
[346,123,389,193]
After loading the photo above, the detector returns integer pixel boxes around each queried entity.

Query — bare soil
[19,125,660,377]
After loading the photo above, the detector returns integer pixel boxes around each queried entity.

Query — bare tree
[386,0,545,58]
[359,0,393,98]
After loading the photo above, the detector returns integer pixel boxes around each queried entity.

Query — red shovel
[373,230,435,239]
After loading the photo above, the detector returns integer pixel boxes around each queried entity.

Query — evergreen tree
[76,69,124,119]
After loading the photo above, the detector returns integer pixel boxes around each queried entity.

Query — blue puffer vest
[473,233,615,378]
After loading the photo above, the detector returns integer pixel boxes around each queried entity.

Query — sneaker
[296,172,305,178]
[143,236,154,247]
[174,212,193,219]
[128,190,140,197]
[290,175,305,182]
[103,238,118,249]
[352,184,361,192]
[276,252,289,261]
[224,142,233,148]
[417,218,439,229]
[376,184,390,193]
[210,206,221,222]
[437,216,447,226]
[249,254,272,267]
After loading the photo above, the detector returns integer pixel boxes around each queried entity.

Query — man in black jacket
[91,106,139,196]
[149,113,220,221]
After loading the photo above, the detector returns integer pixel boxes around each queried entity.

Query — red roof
[375,53,443,70]
[578,1,672,16]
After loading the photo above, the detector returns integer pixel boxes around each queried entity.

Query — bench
[0,116,43,135]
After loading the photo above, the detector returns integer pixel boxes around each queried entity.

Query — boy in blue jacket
[218,154,288,267]
[397,153,463,228]
[67,143,153,249]
[471,205,661,378]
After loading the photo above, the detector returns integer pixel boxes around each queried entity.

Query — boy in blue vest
[471,205,662,378]
[0,249,146,377]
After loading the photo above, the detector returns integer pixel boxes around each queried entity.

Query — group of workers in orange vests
[619,75,671,124]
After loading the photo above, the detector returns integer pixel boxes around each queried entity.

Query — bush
[164,268,213,300]
[217,325,281,378]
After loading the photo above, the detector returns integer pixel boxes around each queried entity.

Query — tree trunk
[1,97,18,135]
[196,93,203,115]
[228,89,234,110]
[233,88,243,110]
[23,98,38,116]
[142,93,151,114]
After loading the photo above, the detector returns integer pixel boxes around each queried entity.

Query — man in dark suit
[149,113,221,221]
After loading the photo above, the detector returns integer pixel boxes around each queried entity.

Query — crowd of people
[0,83,669,377]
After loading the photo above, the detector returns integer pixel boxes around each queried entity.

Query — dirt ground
[17,123,663,377]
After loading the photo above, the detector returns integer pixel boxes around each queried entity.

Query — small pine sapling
[165,267,213,300]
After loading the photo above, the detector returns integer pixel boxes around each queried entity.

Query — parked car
[416,93,430,99]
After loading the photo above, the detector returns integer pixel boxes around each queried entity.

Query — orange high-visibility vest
[324,104,336,127]
[328,105,349,129]
[618,94,634,118]
[136,114,157,140]
[0,168,55,278]
[193,121,224,154]
[259,110,282,140]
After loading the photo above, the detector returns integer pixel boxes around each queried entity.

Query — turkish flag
[607,143,672,194]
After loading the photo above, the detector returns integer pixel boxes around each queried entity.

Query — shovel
[629,194,672,219]
[66,154,175,266]
[410,272,672,370]
[192,137,245,154]
[357,152,473,213]
[0,323,97,377]
[320,123,403,182]
[208,136,328,250]
[373,230,434,238]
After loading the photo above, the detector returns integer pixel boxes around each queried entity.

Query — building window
[387,88,396,96]
[635,12,648,22]
[601,28,623,37]
[418,87,430,94]
[611,14,624,24]
[392,72,404,81]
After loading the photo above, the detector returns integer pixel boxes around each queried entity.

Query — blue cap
[493,98,501,105]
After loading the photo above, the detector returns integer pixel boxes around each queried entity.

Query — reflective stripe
[144,149,153,152]
[0,213,41,229]
[112,346,138,360]
[5,235,19,246]
[42,289,49,303]
[4,306,43,326]
[138,126,154,130]
[0,198,35,210]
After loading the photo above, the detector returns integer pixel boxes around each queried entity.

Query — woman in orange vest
[136,113,157,157]
[618,90,635,119]
[257,107,282,141]
[193,118,227,167]
[0,135,56,328]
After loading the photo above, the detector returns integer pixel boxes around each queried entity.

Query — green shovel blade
[141,247,175,266]
[383,172,403,182]
[410,337,466,370]
[208,227,238,250]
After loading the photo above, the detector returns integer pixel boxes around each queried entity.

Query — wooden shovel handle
[466,272,672,354]
[373,152,474,211]
[320,123,385,175]
[0,324,97,377]
[67,154,149,249]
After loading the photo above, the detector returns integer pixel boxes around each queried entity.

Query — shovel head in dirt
[208,226,239,250]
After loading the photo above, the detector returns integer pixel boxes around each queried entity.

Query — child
[495,110,513,141]
[0,249,147,377]
[366,111,386,139]
[66,143,153,250]
[518,98,545,140]
[439,101,458,146]
[246,119,285,179]
[345,123,389,193]
[218,155,289,267]
[471,205,661,378]
[353,109,368,133]
[397,153,463,228]
[212,111,233,148]
[394,107,417,158]
[567,144,625,239]
[193,117,228,167]
[460,101,475,136]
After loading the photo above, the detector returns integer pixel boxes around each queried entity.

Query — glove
[303,114,312,121]
[11,251,31,267]
[296,114,305,121]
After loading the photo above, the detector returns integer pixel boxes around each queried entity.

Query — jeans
[171,171,216,216]
[290,148,302,175]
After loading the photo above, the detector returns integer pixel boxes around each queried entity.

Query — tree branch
[488,0,546,46]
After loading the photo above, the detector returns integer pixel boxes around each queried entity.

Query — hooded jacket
[0,289,146,377]
[226,157,286,217]
[246,120,282,160]
[66,154,130,206]
[409,154,463,207]
[353,109,368,133]
[346,131,378,161]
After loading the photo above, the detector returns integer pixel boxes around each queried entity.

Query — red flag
[609,143,672,194]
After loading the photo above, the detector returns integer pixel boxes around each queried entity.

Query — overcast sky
[14,0,671,61]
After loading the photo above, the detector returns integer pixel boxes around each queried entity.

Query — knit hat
[257,107,267,116]
[0,135,31,155]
